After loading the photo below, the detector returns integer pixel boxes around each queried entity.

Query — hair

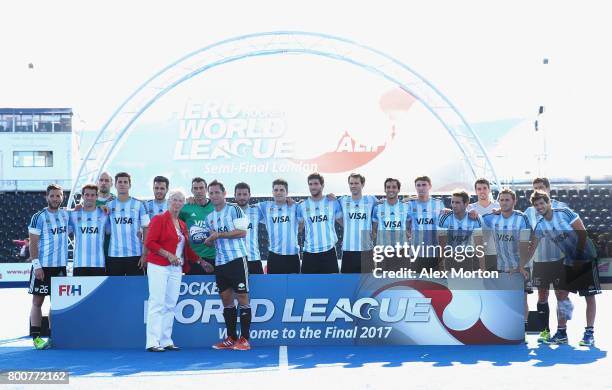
[97,171,113,182]
[384,178,401,190]
[474,178,491,190]
[347,173,365,185]
[452,190,470,204]
[272,179,288,191]
[530,190,550,205]
[46,183,63,195]
[81,184,98,194]
[532,177,551,189]
[167,190,186,201]
[191,177,207,186]
[208,180,225,192]
[498,188,516,201]
[234,182,251,194]
[414,176,432,185]
[153,175,169,188]
[114,172,131,184]
[307,172,324,185]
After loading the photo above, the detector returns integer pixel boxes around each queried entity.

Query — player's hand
[34,268,44,281]
[442,208,451,215]
[99,205,110,215]
[468,209,479,219]
[204,232,218,246]
[326,193,337,201]
[137,230,143,241]
[199,259,214,273]
[406,231,413,242]
[138,256,147,270]
[186,196,195,204]
[518,266,530,279]
[492,208,501,215]
[74,203,83,211]
[286,197,295,206]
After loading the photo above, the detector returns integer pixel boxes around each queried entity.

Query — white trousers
[146,262,182,349]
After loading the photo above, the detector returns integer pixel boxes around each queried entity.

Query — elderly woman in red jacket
[145,190,213,352]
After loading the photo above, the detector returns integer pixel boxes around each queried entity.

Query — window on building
[13,151,53,167]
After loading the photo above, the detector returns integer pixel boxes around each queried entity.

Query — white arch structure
[70,31,498,204]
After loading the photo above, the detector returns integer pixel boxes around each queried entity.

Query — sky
[1,0,610,184]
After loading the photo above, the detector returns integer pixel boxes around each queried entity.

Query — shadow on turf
[288,345,608,369]
[0,342,606,376]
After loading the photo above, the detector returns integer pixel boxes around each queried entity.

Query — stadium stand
[1,189,610,263]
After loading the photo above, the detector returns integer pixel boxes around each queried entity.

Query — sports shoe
[212,337,236,350]
[537,329,550,343]
[33,337,50,350]
[232,337,251,351]
[544,330,568,345]
[579,331,594,347]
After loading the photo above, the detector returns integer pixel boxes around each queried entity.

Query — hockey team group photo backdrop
[51,274,525,348]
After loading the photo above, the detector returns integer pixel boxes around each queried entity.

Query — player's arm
[517,228,532,278]
[28,216,44,280]
[473,229,486,271]
[139,203,151,269]
[570,217,588,261]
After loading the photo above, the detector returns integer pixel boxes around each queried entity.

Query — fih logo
[58,284,82,296]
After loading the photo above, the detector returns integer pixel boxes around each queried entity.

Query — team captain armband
[233,217,250,231]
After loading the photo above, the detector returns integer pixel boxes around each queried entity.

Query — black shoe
[146,346,166,352]
[163,345,181,351]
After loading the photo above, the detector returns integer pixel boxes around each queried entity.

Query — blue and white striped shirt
[407,198,446,249]
[297,198,342,253]
[438,212,483,250]
[338,195,377,251]
[106,197,150,257]
[145,199,168,221]
[241,205,261,261]
[28,208,70,267]
[69,208,108,268]
[372,200,412,246]
[482,211,531,271]
[258,201,300,255]
[206,203,249,266]
[534,208,597,265]
[525,199,568,263]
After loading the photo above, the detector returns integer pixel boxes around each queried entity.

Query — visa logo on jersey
[496,233,515,242]
[309,215,328,223]
[272,216,290,223]
[216,226,230,233]
[384,221,402,228]
[349,212,367,220]
[80,227,99,234]
[59,284,82,296]
[114,217,134,224]
[51,226,67,234]
[416,218,434,225]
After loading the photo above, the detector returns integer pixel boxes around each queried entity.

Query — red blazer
[145,211,199,272]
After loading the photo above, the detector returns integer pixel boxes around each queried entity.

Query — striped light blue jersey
[534,208,597,265]
[407,198,446,248]
[468,201,500,255]
[69,208,109,268]
[372,200,412,246]
[28,208,70,267]
[145,199,168,221]
[297,198,342,253]
[241,205,261,261]
[258,201,300,255]
[482,211,531,271]
[106,197,150,257]
[525,199,568,263]
[438,212,483,250]
[206,203,248,266]
[338,195,377,251]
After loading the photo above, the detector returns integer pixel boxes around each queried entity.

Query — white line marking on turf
[279,345,288,370]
